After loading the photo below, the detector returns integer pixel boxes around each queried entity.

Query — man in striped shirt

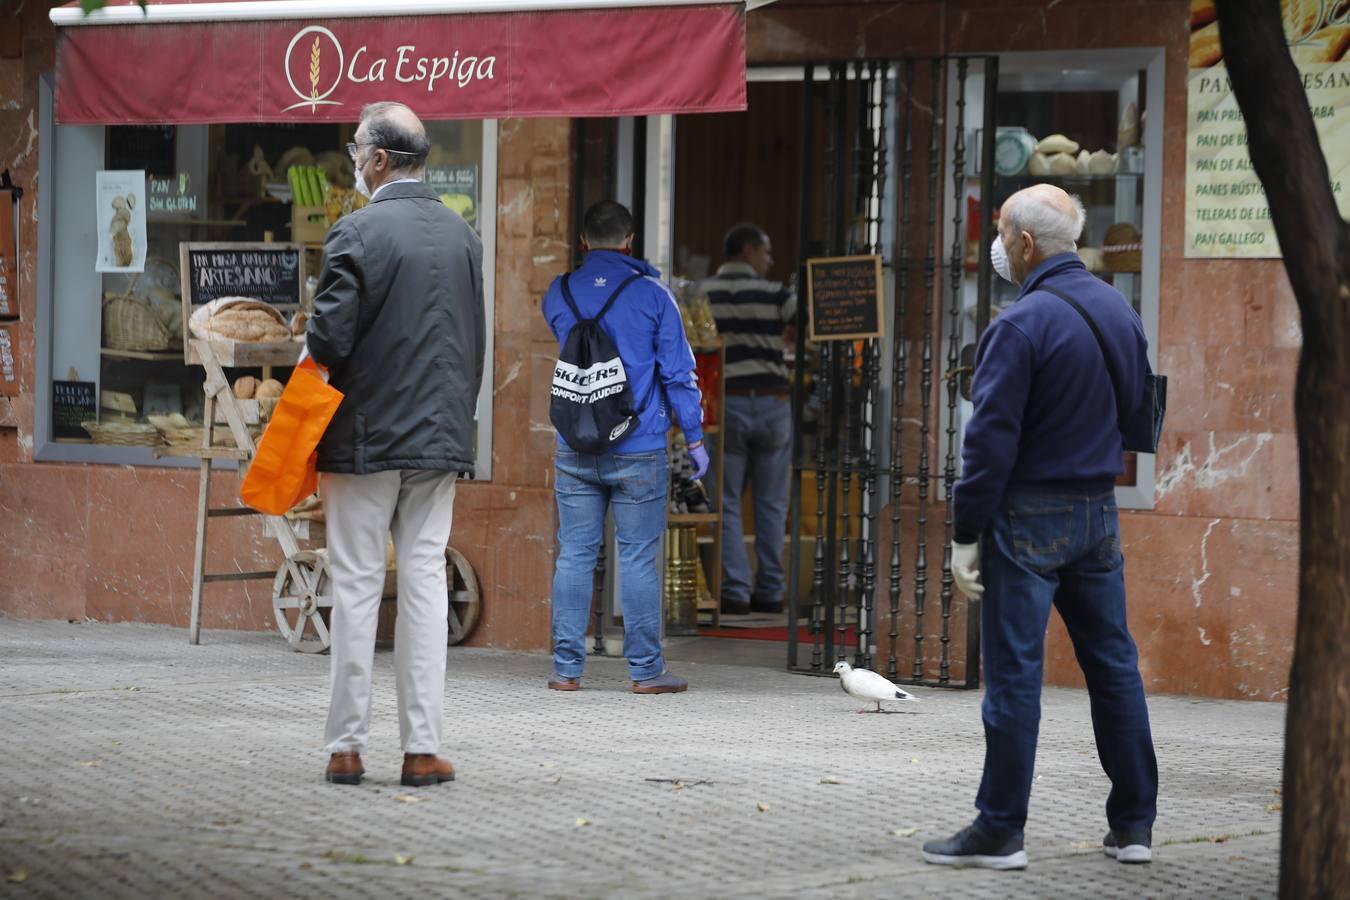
[703,223,797,615]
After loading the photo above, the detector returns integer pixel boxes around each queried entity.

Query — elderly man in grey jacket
[307,101,485,789]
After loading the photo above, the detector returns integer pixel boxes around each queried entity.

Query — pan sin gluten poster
[1185,1,1350,258]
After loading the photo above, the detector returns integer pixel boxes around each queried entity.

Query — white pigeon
[833,661,919,713]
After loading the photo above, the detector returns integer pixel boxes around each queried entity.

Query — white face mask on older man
[990,236,1014,284]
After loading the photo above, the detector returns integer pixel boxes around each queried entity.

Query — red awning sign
[52,1,747,124]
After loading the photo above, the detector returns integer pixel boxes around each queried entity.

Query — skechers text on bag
[549,272,643,453]
[1043,286,1167,454]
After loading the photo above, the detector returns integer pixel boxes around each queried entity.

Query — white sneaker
[1103,829,1153,864]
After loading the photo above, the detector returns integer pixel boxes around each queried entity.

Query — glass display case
[951,49,1166,507]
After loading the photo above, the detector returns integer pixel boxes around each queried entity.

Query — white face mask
[990,236,1014,283]
[353,163,371,199]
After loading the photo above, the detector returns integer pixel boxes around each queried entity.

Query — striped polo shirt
[703,262,798,390]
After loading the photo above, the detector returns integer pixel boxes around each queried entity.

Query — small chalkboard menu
[53,380,96,440]
[806,254,884,341]
[179,242,305,312]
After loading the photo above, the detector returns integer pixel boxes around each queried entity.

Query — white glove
[951,541,984,600]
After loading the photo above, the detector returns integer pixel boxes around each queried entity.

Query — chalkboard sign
[806,254,885,341]
[53,380,96,440]
[179,242,305,310]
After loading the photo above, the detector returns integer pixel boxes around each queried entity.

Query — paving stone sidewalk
[0,619,1284,899]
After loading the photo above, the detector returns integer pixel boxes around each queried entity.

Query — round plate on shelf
[994,128,1037,177]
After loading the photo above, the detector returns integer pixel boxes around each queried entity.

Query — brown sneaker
[548,674,581,691]
[325,751,364,786]
[401,754,456,787]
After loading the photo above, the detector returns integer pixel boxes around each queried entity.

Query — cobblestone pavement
[0,619,1284,899]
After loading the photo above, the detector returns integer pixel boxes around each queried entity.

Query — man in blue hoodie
[541,201,706,695]
[922,185,1158,870]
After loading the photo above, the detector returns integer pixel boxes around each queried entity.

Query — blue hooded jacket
[542,251,703,454]
[953,253,1148,543]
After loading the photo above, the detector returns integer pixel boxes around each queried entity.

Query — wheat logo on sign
[283,26,344,113]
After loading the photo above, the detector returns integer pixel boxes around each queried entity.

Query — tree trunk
[1215,3,1350,897]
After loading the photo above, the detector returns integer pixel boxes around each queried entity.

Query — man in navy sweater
[922,185,1158,870]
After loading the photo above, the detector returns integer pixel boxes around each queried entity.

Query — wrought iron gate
[786,57,998,688]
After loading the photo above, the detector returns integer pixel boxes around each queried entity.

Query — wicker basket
[158,424,260,455]
[81,420,164,447]
[102,293,180,352]
[1103,223,1143,274]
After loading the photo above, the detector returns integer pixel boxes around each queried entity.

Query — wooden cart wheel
[446,546,481,646]
[272,549,334,654]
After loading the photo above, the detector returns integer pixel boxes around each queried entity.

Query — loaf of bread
[1290,24,1350,64]
[1282,0,1325,45]
[189,297,292,343]
[256,379,285,401]
[233,376,259,400]
[1036,134,1080,156]
[1190,21,1222,68]
[1047,152,1078,176]
[1190,0,1216,30]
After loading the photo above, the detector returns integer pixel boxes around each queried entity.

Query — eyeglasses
[346,142,424,162]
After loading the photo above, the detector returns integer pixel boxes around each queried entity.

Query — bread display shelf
[101,347,184,361]
[992,172,1141,184]
[186,339,302,368]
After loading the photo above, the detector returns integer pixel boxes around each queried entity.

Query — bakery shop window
[953,49,1165,508]
[37,100,495,473]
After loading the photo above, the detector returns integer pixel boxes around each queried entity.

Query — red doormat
[698,624,859,643]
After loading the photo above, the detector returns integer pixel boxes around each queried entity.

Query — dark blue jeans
[975,489,1158,838]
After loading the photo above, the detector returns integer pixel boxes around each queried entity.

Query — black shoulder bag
[1041,286,1167,454]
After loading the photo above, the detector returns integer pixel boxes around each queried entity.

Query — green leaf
[79,1,149,15]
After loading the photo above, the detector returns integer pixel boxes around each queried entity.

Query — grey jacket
[307,181,485,474]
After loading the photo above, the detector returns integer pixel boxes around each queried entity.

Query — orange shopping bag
[240,356,344,516]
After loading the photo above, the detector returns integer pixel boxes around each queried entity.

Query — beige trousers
[321,469,457,755]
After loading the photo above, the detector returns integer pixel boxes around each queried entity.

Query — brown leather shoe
[401,754,456,787]
[547,674,581,691]
[325,751,364,786]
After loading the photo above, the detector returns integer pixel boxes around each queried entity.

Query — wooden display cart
[166,240,481,652]
[159,337,317,647]
[163,335,482,653]
[665,339,726,630]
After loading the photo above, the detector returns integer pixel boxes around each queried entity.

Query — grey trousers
[321,469,457,755]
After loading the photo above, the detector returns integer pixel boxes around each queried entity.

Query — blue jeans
[720,394,793,604]
[975,489,1158,838]
[551,449,668,682]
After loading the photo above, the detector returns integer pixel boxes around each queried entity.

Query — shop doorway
[665,60,997,686]
[571,60,999,684]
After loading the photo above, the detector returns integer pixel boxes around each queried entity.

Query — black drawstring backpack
[549,272,643,453]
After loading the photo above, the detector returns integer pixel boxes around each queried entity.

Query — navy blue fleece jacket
[953,253,1149,543]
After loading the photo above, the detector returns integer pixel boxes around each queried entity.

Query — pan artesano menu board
[806,254,885,341]
[179,242,305,310]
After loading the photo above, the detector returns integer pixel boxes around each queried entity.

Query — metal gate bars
[786,57,996,689]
